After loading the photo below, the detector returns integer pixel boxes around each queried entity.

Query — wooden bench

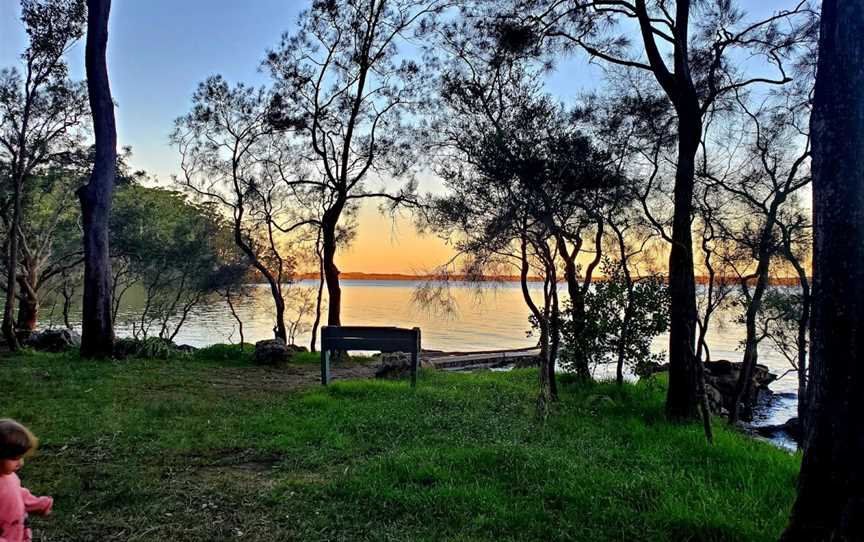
[320,326,422,387]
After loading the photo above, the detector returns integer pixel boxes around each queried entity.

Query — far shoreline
[292,271,806,286]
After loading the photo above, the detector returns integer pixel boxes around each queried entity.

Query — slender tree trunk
[61,275,74,330]
[665,117,701,420]
[225,287,244,346]
[2,177,23,349]
[729,265,770,424]
[310,231,324,352]
[322,210,342,327]
[796,276,810,429]
[548,268,560,401]
[537,266,555,418]
[557,238,591,381]
[77,0,116,358]
[782,1,864,538]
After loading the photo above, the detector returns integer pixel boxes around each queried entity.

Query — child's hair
[0,419,38,459]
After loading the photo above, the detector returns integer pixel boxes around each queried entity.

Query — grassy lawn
[0,347,799,541]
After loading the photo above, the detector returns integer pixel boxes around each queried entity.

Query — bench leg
[321,350,331,386]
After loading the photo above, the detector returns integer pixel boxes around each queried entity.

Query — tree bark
[665,114,701,420]
[310,231,324,352]
[2,178,23,349]
[781,1,864,538]
[15,270,39,333]
[77,0,116,358]
[322,206,343,327]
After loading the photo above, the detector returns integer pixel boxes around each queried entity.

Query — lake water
[42,279,799,435]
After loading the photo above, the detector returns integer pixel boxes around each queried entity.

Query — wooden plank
[322,337,416,352]
[322,326,418,341]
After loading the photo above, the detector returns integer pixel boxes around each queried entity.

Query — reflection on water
[44,279,799,426]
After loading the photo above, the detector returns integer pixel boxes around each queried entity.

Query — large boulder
[703,360,777,419]
[254,339,290,365]
[639,359,777,420]
[26,328,81,353]
[752,417,801,444]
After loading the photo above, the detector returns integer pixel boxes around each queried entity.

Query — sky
[0,0,803,274]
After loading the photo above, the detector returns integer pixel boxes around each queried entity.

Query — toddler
[0,420,52,542]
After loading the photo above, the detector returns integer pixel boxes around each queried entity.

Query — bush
[113,337,186,360]
[561,259,669,378]
[193,343,253,363]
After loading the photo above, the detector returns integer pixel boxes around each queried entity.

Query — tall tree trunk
[556,237,591,380]
[77,0,116,358]
[665,116,701,420]
[15,270,38,333]
[322,208,342,327]
[2,178,22,349]
[782,1,864,538]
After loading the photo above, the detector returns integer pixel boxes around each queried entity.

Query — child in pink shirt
[0,420,52,542]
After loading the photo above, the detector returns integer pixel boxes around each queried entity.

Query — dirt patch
[202,362,378,394]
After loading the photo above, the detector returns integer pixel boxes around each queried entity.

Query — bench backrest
[321,326,420,353]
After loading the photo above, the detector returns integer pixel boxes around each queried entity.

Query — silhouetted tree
[782,1,864,538]
[701,94,811,424]
[173,77,311,342]
[504,0,816,420]
[264,0,443,328]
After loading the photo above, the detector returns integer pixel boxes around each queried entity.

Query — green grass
[0,348,799,541]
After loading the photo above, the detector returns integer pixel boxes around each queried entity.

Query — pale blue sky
[1,0,801,183]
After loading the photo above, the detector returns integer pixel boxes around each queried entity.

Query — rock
[25,328,81,352]
[702,360,777,419]
[636,361,669,377]
[753,417,801,444]
[584,394,616,409]
[286,344,309,354]
[374,351,417,379]
[254,339,290,365]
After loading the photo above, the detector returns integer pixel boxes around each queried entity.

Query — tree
[110,185,240,342]
[505,0,816,420]
[77,0,116,357]
[264,0,443,328]
[782,0,864,538]
[0,0,87,349]
[426,54,621,412]
[699,93,812,423]
[13,160,88,333]
[173,76,307,342]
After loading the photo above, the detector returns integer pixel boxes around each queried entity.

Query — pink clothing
[0,473,52,542]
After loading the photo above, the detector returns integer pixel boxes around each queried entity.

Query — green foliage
[111,184,246,339]
[113,337,187,360]
[193,343,254,364]
[561,259,670,377]
[0,349,798,541]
